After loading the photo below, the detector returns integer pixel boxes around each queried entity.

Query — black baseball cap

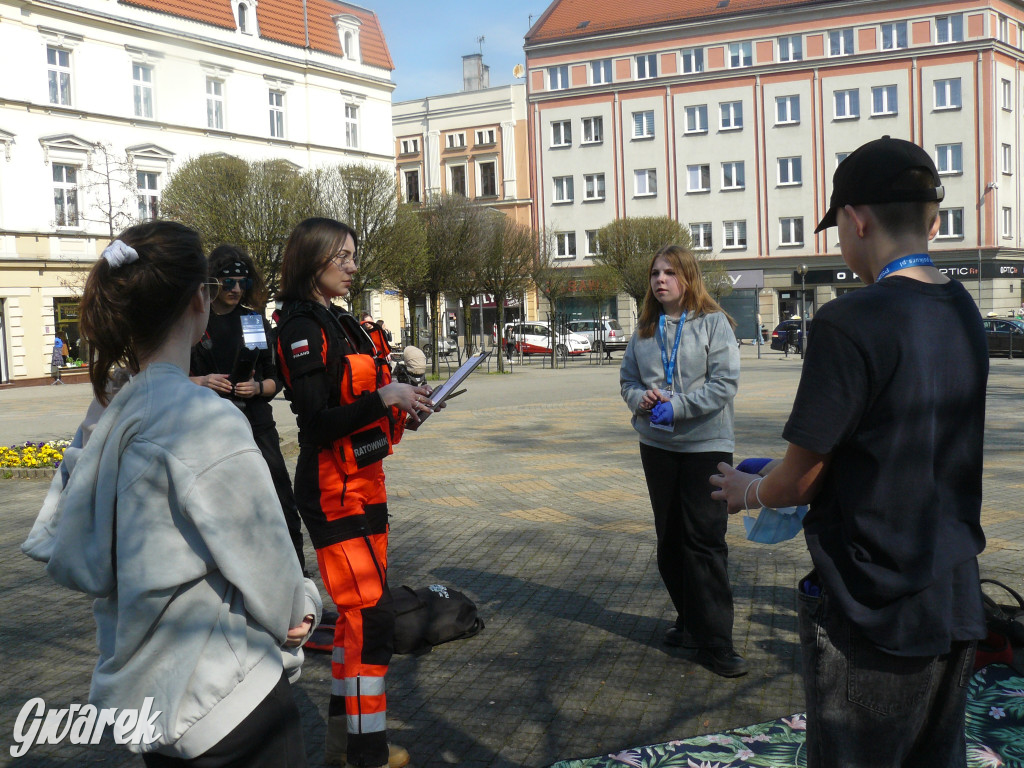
[814,136,944,233]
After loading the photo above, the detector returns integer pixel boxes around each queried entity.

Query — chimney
[462,53,490,91]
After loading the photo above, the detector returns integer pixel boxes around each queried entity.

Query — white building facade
[0,0,394,383]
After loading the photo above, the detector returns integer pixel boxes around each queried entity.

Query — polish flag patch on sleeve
[290,339,310,358]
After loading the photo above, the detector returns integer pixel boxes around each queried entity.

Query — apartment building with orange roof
[0,0,394,384]
[525,0,1024,337]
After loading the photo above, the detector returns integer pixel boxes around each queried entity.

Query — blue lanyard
[657,312,686,393]
[877,253,934,280]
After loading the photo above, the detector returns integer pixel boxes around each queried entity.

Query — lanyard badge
[651,313,686,432]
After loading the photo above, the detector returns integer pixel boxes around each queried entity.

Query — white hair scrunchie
[101,240,140,269]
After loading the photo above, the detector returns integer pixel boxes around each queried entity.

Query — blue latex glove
[736,457,772,474]
[650,400,674,427]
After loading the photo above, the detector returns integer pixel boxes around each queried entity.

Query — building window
[690,222,712,250]
[478,161,497,197]
[681,48,704,73]
[137,171,159,221]
[46,47,72,106]
[829,28,854,56]
[834,89,859,119]
[400,138,419,155]
[934,78,962,110]
[687,164,710,192]
[1002,207,1013,237]
[344,103,358,148]
[635,168,657,196]
[728,41,752,68]
[936,208,964,238]
[881,22,908,49]
[636,53,657,79]
[723,220,747,249]
[936,143,963,174]
[778,156,802,185]
[449,165,466,196]
[936,14,964,43]
[1002,143,1013,174]
[780,217,804,246]
[584,173,605,201]
[551,120,572,148]
[269,90,285,138]
[548,65,569,90]
[871,85,898,116]
[684,105,708,134]
[553,175,574,203]
[776,95,800,124]
[585,230,600,256]
[132,63,154,118]
[475,128,496,146]
[1002,79,1012,110]
[403,169,420,203]
[582,116,603,143]
[52,163,78,227]
[238,2,250,33]
[999,15,1009,42]
[206,78,224,129]
[633,110,655,139]
[778,35,802,62]
[720,101,743,130]
[555,231,576,258]
[722,161,745,190]
[446,132,466,149]
[591,59,612,85]
[837,151,851,166]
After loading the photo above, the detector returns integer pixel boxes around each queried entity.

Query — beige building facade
[525,0,1024,337]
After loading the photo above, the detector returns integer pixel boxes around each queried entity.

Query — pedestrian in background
[50,336,65,384]
[711,137,987,766]
[620,244,745,678]
[23,221,317,767]
[190,244,308,573]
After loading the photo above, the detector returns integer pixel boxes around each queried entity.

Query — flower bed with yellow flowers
[0,440,68,478]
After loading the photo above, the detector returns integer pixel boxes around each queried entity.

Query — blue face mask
[743,505,808,544]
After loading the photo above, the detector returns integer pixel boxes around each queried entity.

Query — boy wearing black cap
[712,136,988,766]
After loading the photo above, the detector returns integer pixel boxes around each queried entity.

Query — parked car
[504,321,591,358]
[420,334,456,360]
[566,318,628,354]
[770,319,812,353]
[984,318,1024,357]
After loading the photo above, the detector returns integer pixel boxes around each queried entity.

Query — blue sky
[371,1,551,103]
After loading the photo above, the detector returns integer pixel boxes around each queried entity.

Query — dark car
[984,318,1024,357]
[770,319,812,353]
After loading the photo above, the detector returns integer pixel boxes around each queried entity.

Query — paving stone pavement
[1,347,1022,767]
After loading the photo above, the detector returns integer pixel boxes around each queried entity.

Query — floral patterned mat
[549,664,1024,768]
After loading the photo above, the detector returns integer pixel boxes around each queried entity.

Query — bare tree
[595,217,693,306]
[378,203,429,349]
[480,216,535,372]
[80,143,137,238]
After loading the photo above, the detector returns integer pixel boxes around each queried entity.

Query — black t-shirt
[783,276,988,655]
[190,305,279,430]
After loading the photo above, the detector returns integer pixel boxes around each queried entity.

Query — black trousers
[252,424,307,573]
[142,672,306,768]
[639,444,735,648]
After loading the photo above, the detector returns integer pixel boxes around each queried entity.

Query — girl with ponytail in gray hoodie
[23,221,320,767]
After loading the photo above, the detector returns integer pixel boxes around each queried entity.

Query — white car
[566,318,628,354]
[503,321,591,358]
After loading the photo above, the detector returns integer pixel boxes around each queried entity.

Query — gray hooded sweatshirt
[22,363,314,758]
[620,311,739,453]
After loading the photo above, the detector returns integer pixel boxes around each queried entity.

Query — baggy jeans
[797,574,975,768]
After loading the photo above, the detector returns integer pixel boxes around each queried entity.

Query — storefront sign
[797,260,1023,284]
[470,294,521,309]
[725,270,765,290]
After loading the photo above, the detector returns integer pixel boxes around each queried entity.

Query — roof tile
[527,0,822,43]
[118,0,393,70]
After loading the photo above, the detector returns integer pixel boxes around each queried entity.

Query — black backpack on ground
[393,584,484,655]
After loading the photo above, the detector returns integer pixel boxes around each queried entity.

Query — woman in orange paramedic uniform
[275,218,434,768]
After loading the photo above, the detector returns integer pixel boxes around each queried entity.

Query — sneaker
[694,647,749,678]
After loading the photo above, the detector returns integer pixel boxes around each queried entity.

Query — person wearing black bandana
[190,245,308,574]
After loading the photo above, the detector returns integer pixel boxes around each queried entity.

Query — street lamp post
[798,264,808,360]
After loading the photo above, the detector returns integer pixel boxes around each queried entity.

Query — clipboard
[405,351,489,430]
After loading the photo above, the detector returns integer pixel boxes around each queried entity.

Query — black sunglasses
[220,277,253,291]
